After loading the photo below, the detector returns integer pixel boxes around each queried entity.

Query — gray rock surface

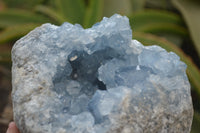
[12,14,193,133]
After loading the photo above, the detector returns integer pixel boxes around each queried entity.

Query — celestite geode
[12,14,193,133]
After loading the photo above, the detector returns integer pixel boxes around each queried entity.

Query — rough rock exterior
[12,14,193,133]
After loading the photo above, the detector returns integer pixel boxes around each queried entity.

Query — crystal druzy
[12,14,193,133]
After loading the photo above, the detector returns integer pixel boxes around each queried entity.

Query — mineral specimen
[12,14,193,133]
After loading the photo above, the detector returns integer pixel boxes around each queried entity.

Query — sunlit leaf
[103,0,131,17]
[145,0,174,10]
[55,0,85,24]
[0,23,40,44]
[0,9,49,28]
[3,0,44,9]
[35,5,66,24]
[0,9,50,28]
[172,0,200,57]
[135,22,188,37]
[129,9,188,46]
[133,32,200,97]
[130,0,146,12]
[84,0,103,28]
[129,9,184,30]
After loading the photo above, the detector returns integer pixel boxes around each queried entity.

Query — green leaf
[55,0,85,24]
[130,0,146,12]
[145,0,174,10]
[0,23,40,44]
[35,5,66,24]
[0,9,50,28]
[135,22,188,37]
[84,0,103,28]
[133,32,200,97]
[103,0,132,17]
[172,0,200,57]
[3,0,45,9]
[129,9,184,31]
[191,112,200,133]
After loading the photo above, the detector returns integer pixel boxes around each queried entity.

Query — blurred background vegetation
[0,0,199,132]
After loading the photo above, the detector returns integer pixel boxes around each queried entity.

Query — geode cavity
[12,14,193,133]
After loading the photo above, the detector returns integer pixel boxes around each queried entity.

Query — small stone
[12,14,193,133]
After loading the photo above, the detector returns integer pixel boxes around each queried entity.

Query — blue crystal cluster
[12,14,193,133]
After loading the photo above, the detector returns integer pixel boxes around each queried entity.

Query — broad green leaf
[3,0,44,9]
[133,32,200,97]
[191,112,200,133]
[157,34,183,47]
[0,9,50,28]
[35,5,66,24]
[129,10,184,30]
[130,0,146,12]
[55,0,85,24]
[84,0,103,28]
[145,0,174,10]
[135,22,188,37]
[172,0,200,57]
[103,0,132,17]
[0,23,40,44]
